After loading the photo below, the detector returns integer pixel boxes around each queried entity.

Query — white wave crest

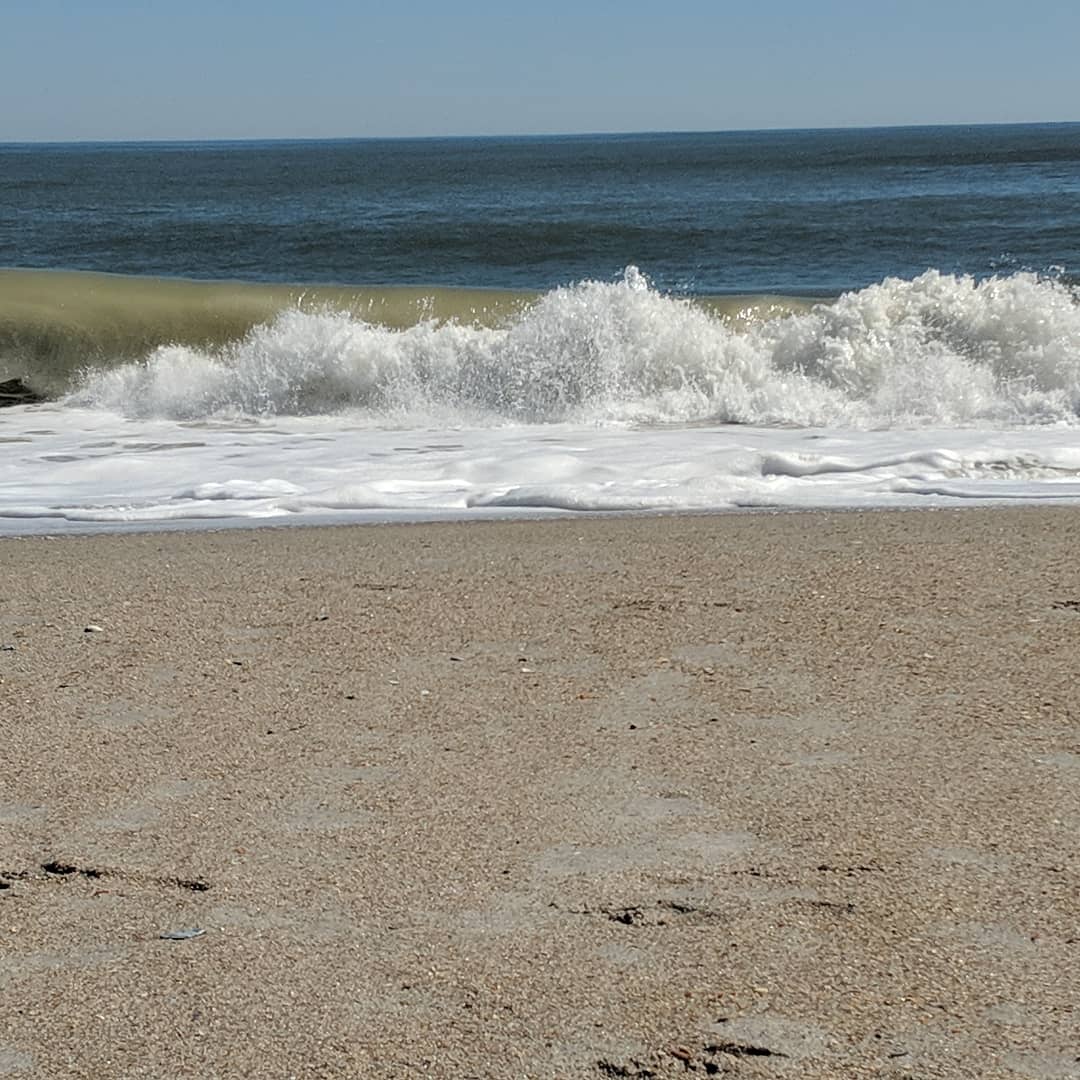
[67,267,1080,428]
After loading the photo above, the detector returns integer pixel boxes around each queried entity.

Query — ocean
[2,124,1080,533]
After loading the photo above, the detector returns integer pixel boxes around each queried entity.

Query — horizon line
[2,119,1079,147]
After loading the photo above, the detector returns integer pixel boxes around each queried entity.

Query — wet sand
[1,508,1078,1079]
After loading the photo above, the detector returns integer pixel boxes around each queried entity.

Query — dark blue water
[1,124,1078,295]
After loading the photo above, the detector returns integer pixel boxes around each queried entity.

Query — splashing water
[4,268,1080,533]
[65,268,1080,428]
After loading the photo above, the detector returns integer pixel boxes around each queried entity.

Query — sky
[3,0,1079,141]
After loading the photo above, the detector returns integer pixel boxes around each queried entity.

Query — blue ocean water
[2,124,1078,295]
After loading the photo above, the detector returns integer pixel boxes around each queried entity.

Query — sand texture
[1,509,1079,1079]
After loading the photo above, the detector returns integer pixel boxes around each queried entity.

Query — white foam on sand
[3,408,1080,533]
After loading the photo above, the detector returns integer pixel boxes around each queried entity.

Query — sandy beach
[1,508,1078,1079]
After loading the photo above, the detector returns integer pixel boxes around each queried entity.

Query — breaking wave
[65,267,1080,428]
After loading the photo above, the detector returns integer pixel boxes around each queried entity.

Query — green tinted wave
[0,268,817,397]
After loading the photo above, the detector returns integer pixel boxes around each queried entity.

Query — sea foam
[4,268,1080,532]
[66,268,1080,429]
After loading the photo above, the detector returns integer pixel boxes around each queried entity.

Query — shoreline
[2,507,1079,1077]
[1,498,1077,542]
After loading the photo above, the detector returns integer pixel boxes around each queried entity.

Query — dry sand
[1,508,1078,1079]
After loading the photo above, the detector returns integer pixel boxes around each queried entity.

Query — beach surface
[1,509,1078,1079]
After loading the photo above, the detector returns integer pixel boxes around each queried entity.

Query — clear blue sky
[4,0,1078,141]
